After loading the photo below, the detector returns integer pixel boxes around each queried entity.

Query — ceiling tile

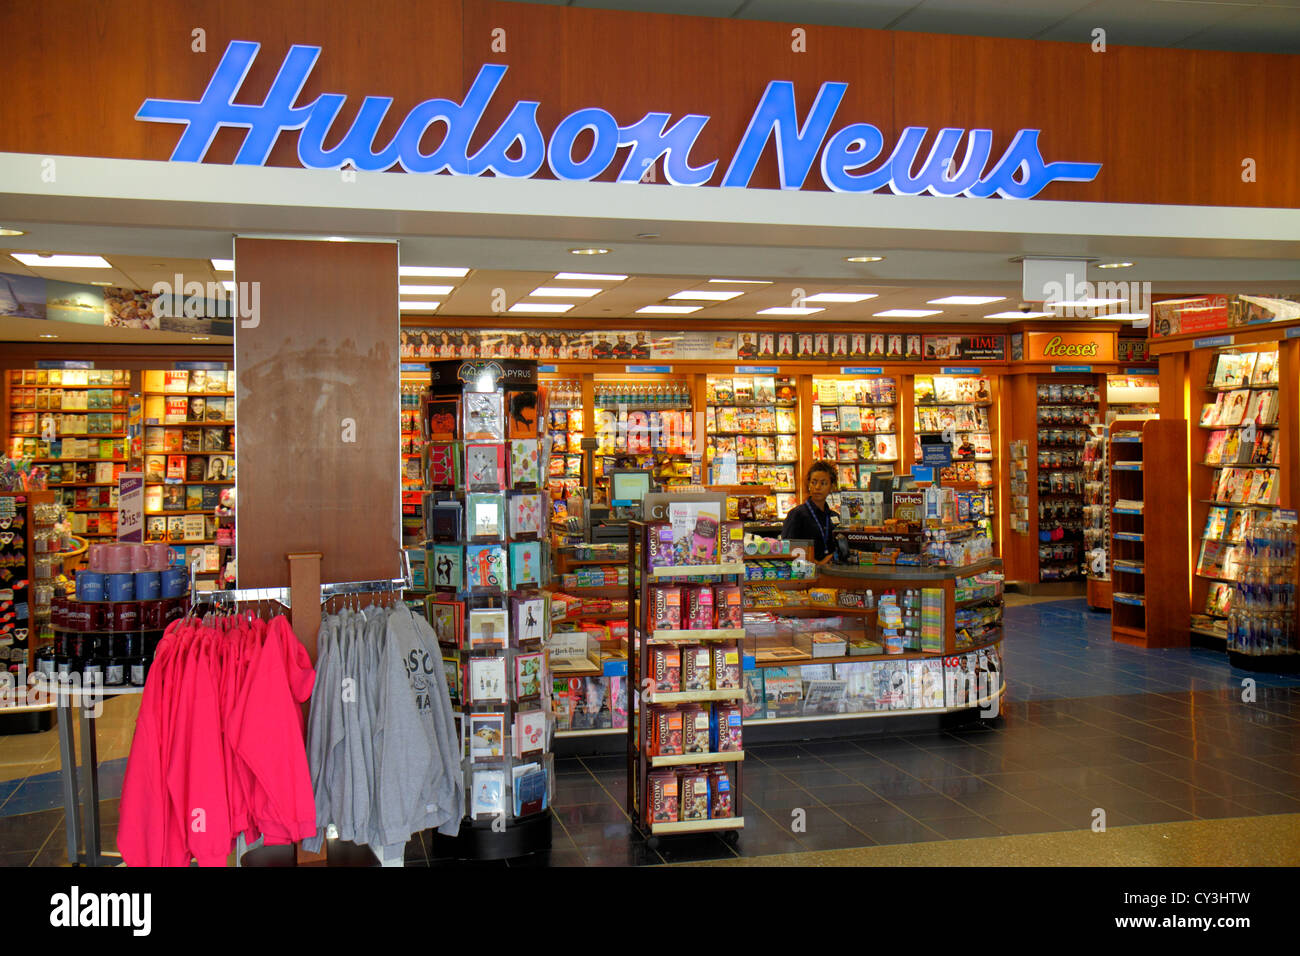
[1036,0,1249,48]
[737,0,924,29]
[889,0,1098,38]
[1175,5,1300,53]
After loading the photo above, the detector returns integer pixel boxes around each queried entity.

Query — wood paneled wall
[0,0,1295,207]
[233,238,399,588]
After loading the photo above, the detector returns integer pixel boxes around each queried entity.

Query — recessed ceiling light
[39,333,58,339]
[635,233,659,239]
[399,301,442,311]
[1049,298,1126,308]
[554,272,626,281]
[509,302,575,313]
[89,280,114,286]
[1094,312,1149,322]
[708,279,772,285]
[569,248,610,256]
[874,309,942,318]
[399,284,455,296]
[985,310,1055,319]
[192,336,211,342]
[211,258,234,272]
[326,236,350,242]
[1097,262,1134,269]
[803,293,879,304]
[637,305,702,315]
[0,228,27,237]
[399,266,470,277]
[928,295,1005,306]
[758,307,824,316]
[530,286,601,298]
[845,255,885,263]
[11,253,112,268]
[668,290,743,301]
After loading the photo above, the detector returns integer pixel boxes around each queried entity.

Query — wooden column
[233,238,400,591]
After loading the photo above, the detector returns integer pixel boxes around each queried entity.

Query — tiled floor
[3,598,1299,865]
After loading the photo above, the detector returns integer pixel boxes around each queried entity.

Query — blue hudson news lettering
[137,41,1101,198]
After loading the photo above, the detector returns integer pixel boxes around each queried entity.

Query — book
[463,391,504,441]
[470,770,505,819]
[204,396,226,421]
[166,516,186,540]
[514,651,543,698]
[144,485,163,514]
[429,544,464,590]
[162,428,183,453]
[164,397,188,424]
[161,484,186,511]
[200,485,220,510]
[186,455,207,481]
[508,540,542,588]
[203,427,228,452]
[186,397,206,422]
[465,543,507,589]
[182,514,205,540]
[206,455,231,481]
[145,516,167,542]
[144,455,166,481]
[467,656,507,702]
[468,713,505,760]
[184,485,203,510]
[467,608,508,650]
[163,370,190,394]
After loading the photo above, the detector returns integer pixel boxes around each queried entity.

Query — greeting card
[515,651,543,698]
[467,492,506,539]
[426,397,460,441]
[465,442,506,490]
[468,657,507,703]
[508,492,543,538]
[427,442,460,487]
[468,608,509,650]
[469,713,505,760]
[512,595,547,643]
[509,540,542,588]
[429,544,464,590]
[464,391,504,441]
[506,390,538,439]
[510,439,540,486]
[465,544,507,589]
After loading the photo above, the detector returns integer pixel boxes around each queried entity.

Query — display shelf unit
[1032,379,1100,583]
[140,369,234,573]
[911,373,995,491]
[1108,418,1188,648]
[627,494,745,844]
[542,377,583,542]
[811,374,900,502]
[594,376,696,506]
[1189,345,1286,650]
[1083,422,1110,609]
[704,373,797,514]
[423,359,554,858]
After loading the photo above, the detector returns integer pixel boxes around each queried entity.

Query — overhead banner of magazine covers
[921,334,1007,362]
[1153,294,1300,338]
[0,271,233,335]
[402,328,652,360]
[651,331,739,361]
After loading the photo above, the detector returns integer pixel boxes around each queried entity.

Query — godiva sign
[1025,331,1116,363]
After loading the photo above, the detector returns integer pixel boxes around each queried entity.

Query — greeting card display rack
[6,369,131,540]
[422,359,554,860]
[627,493,746,846]
[0,490,59,734]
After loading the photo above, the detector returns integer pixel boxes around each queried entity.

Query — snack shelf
[649,627,747,643]
[651,563,746,578]
[649,751,745,767]
[650,817,746,835]
[644,689,746,705]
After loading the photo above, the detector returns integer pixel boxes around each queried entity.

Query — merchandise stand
[0,490,58,734]
[627,496,746,846]
[423,360,554,861]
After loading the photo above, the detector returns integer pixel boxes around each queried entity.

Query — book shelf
[422,359,554,856]
[594,377,696,506]
[1033,379,1100,583]
[1189,345,1284,648]
[704,373,797,513]
[811,374,899,508]
[141,369,234,574]
[911,373,998,547]
[6,369,131,539]
[1109,418,1188,648]
[628,495,746,843]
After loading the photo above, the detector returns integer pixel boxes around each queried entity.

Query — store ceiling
[517,0,1300,54]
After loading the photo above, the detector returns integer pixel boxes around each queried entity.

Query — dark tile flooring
[4,598,1299,865]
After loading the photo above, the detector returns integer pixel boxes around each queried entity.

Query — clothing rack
[198,576,408,610]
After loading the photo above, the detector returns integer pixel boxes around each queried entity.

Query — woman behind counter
[781,460,840,564]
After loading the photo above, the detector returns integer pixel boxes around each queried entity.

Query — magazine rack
[423,359,554,860]
[627,492,746,847]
